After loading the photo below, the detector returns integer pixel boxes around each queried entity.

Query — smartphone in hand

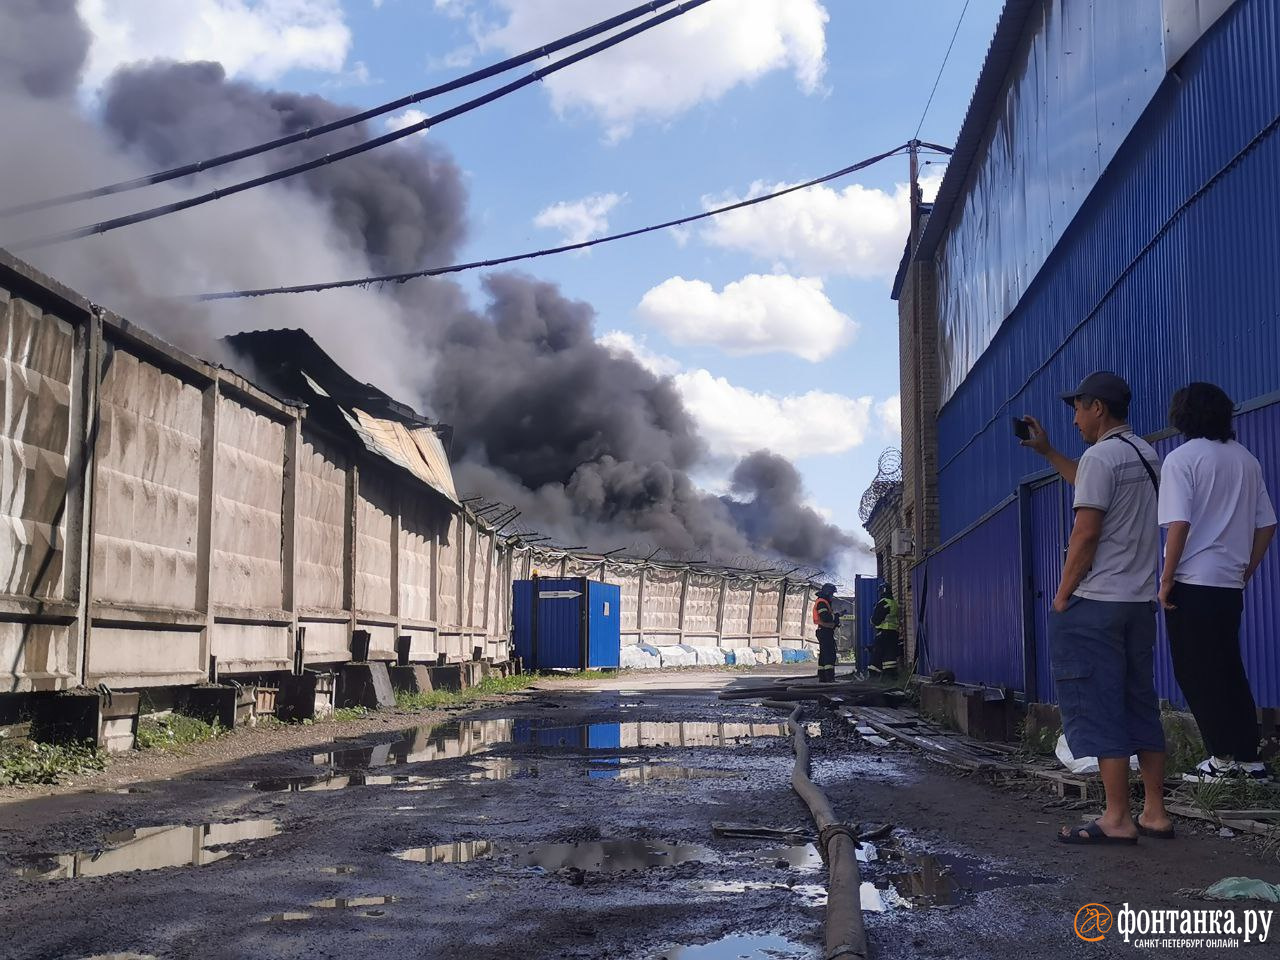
[1012,416,1031,441]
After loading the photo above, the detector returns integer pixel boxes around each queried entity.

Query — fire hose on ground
[787,704,868,960]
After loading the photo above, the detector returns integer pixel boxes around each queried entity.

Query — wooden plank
[1166,803,1278,838]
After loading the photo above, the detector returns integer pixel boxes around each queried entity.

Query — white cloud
[472,0,829,140]
[675,369,872,460]
[79,0,352,89]
[598,333,871,460]
[636,274,854,362]
[384,108,430,137]
[877,395,901,436]
[701,171,945,280]
[598,330,681,378]
[534,192,624,245]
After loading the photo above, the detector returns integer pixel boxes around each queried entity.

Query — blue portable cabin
[512,577,621,671]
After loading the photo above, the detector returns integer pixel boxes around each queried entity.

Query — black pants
[873,629,900,669]
[1164,582,1259,762]
[817,628,836,681]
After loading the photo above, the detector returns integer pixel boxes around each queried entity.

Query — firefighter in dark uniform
[812,582,839,683]
[870,584,900,674]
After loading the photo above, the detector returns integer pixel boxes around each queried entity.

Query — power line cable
[0,0,684,220]
[914,0,972,140]
[190,144,911,301]
[10,0,715,252]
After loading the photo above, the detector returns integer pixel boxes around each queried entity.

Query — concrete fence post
[195,380,220,677]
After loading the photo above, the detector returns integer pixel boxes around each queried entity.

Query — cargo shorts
[1048,596,1166,759]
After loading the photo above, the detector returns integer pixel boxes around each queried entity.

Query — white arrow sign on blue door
[538,590,582,600]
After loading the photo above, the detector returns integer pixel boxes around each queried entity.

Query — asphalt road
[0,670,1276,959]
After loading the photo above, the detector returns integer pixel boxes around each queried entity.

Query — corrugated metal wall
[915,501,1025,690]
[853,576,882,664]
[932,399,1280,709]
[936,0,1280,538]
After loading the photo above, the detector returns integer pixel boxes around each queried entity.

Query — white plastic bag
[1055,734,1140,773]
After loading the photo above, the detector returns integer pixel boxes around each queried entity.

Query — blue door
[586,581,621,669]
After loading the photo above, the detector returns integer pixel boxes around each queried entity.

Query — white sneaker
[1239,762,1274,783]
[1182,757,1242,783]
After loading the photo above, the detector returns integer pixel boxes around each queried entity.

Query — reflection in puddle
[753,844,823,871]
[397,841,494,865]
[655,934,811,959]
[313,719,515,769]
[310,895,399,911]
[862,850,1055,909]
[16,820,280,880]
[263,912,312,923]
[396,839,714,872]
[587,758,737,783]
[312,719,786,772]
[252,773,430,792]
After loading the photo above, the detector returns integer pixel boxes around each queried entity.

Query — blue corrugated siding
[587,581,621,669]
[1028,479,1070,703]
[1232,402,1280,709]
[937,0,1280,538]
[512,580,534,665]
[853,576,882,665]
[916,501,1024,690]
[1010,403,1280,709]
[539,577,583,669]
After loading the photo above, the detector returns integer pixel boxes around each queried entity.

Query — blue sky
[76,0,1004,570]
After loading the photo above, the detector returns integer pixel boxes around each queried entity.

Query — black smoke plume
[0,1,858,572]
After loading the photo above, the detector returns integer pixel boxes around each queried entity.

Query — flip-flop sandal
[1134,819,1176,840]
[1057,819,1139,845]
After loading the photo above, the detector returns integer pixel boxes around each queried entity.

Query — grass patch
[332,706,370,723]
[545,669,618,681]
[1181,775,1280,818]
[0,739,106,786]
[135,713,224,751]
[1016,719,1060,760]
[1160,708,1206,778]
[395,673,538,712]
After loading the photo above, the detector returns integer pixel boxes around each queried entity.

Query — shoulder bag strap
[1109,433,1159,491]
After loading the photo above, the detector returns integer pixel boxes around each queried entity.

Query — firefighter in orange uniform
[812,583,839,683]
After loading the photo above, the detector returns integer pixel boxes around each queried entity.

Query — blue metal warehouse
[893,0,1280,709]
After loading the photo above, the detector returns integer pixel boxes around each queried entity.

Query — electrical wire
[914,0,972,140]
[10,0,715,252]
[0,0,683,220]
[190,143,911,301]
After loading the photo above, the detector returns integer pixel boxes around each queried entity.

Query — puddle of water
[263,912,312,923]
[863,850,1054,909]
[15,820,280,880]
[253,773,430,792]
[310,896,399,910]
[313,719,786,772]
[396,839,714,873]
[586,758,737,783]
[397,841,495,865]
[752,844,823,871]
[654,934,811,960]
[313,719,515,769]
[78,955,157,960]
[319,865,356,875]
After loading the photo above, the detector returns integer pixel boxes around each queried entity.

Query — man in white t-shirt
[1021,371,1171,845]
[1158,382,1277,783]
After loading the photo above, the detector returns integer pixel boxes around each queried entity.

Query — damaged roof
[223,328,459,507]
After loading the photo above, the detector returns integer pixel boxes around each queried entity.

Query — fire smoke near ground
[0,0,858,572]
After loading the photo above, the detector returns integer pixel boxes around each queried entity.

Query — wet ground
[1,671,1277,959]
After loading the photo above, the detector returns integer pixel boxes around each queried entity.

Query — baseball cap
[1060,371,1131,407]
